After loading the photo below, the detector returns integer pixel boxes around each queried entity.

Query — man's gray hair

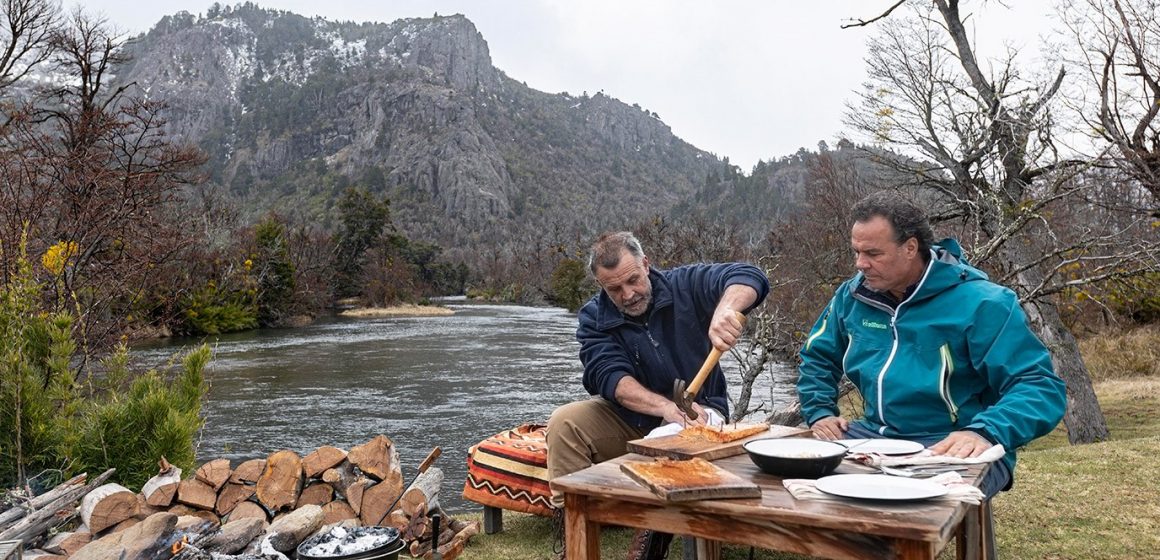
[588,231,645,274]
[851,191,935,254]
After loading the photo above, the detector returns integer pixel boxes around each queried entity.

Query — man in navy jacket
[546,231,769,559]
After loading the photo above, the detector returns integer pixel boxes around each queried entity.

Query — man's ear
[904,237,919,258]
[641,255,650,270]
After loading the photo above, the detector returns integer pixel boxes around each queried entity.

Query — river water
[131,298,797,513]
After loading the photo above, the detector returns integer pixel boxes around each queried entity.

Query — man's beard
[618,291,652,317]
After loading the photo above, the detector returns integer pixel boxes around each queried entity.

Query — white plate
[835,438,925,455]
[815,474,948,501]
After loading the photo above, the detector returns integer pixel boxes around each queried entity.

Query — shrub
[67,344,210,489]
[1,241,210,490]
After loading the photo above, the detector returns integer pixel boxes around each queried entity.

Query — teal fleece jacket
[797,239,1067,482]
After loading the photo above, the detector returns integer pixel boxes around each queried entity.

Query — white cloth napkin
[783,472,985,505]
[851,444,1006,468]
[644,408,726,439]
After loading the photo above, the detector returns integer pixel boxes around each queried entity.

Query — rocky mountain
[116,4,723,257]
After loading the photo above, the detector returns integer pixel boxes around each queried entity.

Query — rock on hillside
[116,5,721,255]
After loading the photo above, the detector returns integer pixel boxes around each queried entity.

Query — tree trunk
[1022,297,1111,444]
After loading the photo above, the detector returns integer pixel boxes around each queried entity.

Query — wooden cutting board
[620,457,761,502]
[627,424,812,460]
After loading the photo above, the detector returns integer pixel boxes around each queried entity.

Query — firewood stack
[0,435,480,560]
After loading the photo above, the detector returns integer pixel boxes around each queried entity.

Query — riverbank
[337,304,455,318]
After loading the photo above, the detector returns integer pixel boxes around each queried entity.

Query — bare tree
[1057,0,1160,211]
[0,0,59,94]
[0,8,205,351]
[845,1,1160,444]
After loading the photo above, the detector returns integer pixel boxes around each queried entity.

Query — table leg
[694,538,721,560]
[956,500,996,560]
[564,494,601,560]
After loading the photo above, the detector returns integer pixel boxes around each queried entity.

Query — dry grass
[1078,325,1160,381]
[337,304,454,318]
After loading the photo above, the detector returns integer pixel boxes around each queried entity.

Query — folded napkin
[851,444,1006,468]
[783,472,985,505]
[645,408,726,439]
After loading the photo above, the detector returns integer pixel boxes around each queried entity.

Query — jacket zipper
[857,258,936,434]
[939,343,958,423]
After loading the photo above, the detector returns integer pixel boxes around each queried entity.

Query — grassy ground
[450,328,1160,560]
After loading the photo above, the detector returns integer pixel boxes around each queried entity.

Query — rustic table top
[553,452,989,559]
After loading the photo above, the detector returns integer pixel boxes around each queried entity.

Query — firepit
[296,526,405,560]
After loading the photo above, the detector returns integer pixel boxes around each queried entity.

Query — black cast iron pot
[743,438,847,479]
[296,526,406,560]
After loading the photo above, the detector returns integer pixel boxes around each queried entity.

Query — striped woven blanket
[462,423,554,517]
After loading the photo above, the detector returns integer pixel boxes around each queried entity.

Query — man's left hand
[928,430,992,458]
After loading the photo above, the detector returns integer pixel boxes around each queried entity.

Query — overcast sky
[69,0,1057,171]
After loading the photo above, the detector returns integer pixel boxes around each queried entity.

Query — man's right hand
[663,400,708,426]
[810,416,848,440]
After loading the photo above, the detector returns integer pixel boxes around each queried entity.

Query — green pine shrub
[67,344,210,489]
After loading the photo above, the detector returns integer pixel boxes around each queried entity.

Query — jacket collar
[853,239,988,309]
[593,268,674,330]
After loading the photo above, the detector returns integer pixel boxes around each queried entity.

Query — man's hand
[708,307,745,351]
[662,401,708,426]
[810,416,848,440]
[929,430,992,458]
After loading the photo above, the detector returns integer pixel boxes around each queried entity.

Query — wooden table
[552,453,994,560]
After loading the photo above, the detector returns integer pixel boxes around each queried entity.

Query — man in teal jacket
[798,192,1067,497]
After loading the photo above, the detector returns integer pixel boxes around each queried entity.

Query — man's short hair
[851,191,935,254]
[588,231,645,274]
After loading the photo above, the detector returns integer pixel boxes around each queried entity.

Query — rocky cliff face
[117,6,720,253]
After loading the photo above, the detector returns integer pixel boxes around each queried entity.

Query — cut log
[136,493,165,520]
[431,520,479,560]
[399,467,442,518]
[255,450,303,512]
[0,469,114,544]
[43,531,92,555]
[403,509,429,542]
[176,478,218,511]
[344,478,374,515]
[80,482,139,534]
[0,473,88,529]
[358,479,403,527]
[203,516,267,555]
[142,462,183,507]
[215,483,256,516]
[321,461,358,496]
[302,446,347,478]
[347,435,396,481]
[264,504,323,553]
[295,482,334,508]
[319,501,357,525]
[229,459,266,484]
[196,459,233,491]
[226,500,269,522]
[22,550,66,560]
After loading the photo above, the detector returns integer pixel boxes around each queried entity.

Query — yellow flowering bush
[41,241,79,276]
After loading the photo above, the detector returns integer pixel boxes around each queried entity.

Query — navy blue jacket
[576,263,770,430]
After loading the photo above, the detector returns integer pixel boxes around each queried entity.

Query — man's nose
[855,254,869,270]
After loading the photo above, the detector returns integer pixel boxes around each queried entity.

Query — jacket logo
[861,319,889,330]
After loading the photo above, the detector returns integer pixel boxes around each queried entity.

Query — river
[131,298,797,513]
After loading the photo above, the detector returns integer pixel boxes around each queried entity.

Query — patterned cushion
[462,423,554,517]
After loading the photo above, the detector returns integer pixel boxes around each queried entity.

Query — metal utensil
[879,465,970,478]
[375,446,442,526]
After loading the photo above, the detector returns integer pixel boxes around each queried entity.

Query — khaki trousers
[546,398,646,508]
